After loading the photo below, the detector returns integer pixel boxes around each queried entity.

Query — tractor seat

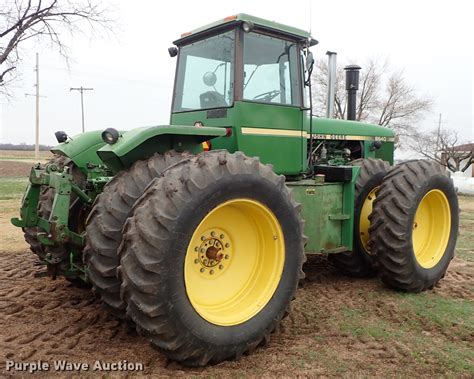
[200,91,228,108]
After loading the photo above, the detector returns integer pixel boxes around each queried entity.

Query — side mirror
[203,71,217,87]
[306,51,314,72]
[304,51,315,86]
[168,47,178,57]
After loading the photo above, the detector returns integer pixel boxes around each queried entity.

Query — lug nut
[211,231,216,237]
[224,254,229,260]
[200,268,205,273]
[210,270,214,275]
[220,234,224,239]
[201,236,206,241]
[219,265,224,270]
[225,243,230,248]
[194,259,199,264]
[194,246,199,251]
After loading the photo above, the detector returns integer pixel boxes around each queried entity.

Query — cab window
[173,31,235,112]
[243,33,301,106]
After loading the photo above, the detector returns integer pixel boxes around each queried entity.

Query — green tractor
[12,14,458,366]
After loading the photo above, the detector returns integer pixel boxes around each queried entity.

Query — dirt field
[0,150,52,177]
[0,153,473,377]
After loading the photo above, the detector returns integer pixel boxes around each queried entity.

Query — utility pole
[25,53,46,159]
[436,113,442,151]
[70,86,94,133]
[434,113,444,165]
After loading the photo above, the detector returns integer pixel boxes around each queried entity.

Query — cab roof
[173,13,318,47]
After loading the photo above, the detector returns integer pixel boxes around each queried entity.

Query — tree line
[0,143,52,150]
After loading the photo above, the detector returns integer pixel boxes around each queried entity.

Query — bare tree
[0,0,113,94]
[409,127,473,172]
[312,58,433,140]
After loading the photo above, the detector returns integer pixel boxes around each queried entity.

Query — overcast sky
[0,0,472,157]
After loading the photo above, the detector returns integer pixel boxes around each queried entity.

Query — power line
[70,86,94,133]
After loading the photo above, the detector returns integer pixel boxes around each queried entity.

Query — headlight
[54,131,68,143]
[242,21,254,33]
[101,128,120,144]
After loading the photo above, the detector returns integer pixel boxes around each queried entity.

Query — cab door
[234,32,304,176]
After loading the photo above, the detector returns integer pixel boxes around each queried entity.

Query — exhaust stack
[344,65,361,121]
[325,51,337,118]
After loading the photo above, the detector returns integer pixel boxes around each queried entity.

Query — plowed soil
[0,156,473,377]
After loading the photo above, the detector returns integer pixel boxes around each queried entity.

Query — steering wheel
[252,90,281,102]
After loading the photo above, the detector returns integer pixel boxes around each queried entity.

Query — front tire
[370,160,459,292]
[119,151,306,366]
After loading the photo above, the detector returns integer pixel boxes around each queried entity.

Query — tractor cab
[170,14,317,175]
[171,16,314,112]
[169,14,394,176]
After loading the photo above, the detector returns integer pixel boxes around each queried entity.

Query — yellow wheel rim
[184,198,285,326]
[412,189,451,269]
[359,186,379,253]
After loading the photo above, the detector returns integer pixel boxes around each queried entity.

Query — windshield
[173,31,235,112]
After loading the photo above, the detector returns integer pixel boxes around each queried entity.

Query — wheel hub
[193,229,231,274]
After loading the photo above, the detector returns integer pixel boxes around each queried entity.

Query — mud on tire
[329,158,389,277]
[119,151,306,366]
[369,160,459,292]
[83,151,187,318]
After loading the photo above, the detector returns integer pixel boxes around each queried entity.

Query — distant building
[441,143,473,178]
[443,143,474,195]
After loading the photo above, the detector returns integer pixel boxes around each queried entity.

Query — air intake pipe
[344,65,361,121]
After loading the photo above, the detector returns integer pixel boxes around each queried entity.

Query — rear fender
[50,130,106,172]
[97,125,227,172]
